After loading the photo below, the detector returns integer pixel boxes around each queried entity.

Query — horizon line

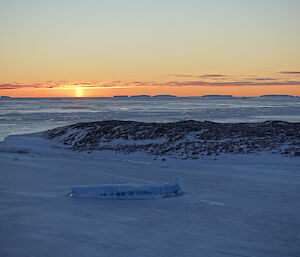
[1,94,299,99]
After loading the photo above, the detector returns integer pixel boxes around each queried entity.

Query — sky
[0,0,300,97]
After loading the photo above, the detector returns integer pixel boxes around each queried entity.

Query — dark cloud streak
[1,79,300,91]
[168,74,195,78]
[254,78,278,81]
[280,71,300,75]
[198,74,226,78]
[165,81,300,87]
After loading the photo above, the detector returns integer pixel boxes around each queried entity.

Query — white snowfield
[0,133,300,257]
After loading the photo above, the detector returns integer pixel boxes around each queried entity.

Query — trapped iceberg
[70,177,184,199]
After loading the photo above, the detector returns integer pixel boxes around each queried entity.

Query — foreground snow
[0,135,300,257]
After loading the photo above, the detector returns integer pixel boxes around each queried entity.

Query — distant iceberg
[201,95,233,98]
[1,96,11,100]
[152,95,177,98]
[114,95,129,98]
[70,177,184,199]
[130,95,151,98]
[260,95,295,98]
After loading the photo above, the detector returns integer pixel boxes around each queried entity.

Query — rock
[44,120,300,159]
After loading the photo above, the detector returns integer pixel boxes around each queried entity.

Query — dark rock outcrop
[44,120,300,159]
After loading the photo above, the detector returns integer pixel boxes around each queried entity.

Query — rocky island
[44,120,300,159]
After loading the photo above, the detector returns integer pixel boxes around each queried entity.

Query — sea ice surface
[0,135,299,257]
[1,97,300,141]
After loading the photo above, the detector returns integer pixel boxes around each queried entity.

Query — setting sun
[75,87,84,97]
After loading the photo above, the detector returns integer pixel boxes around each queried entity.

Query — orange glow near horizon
[1,84,300,98]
